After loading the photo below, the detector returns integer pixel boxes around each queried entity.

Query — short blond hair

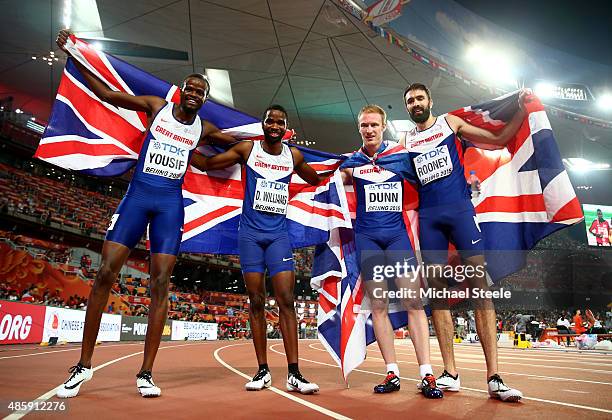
[358,104,387,125]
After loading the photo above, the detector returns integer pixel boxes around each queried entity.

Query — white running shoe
[488,374,522,402]
[56,363,93,398]
[434,370,461,392]
[245,369,272,391]
[136,371,161,398]
[286,372,319,394]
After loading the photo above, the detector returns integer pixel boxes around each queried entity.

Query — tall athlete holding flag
[196,105,323,394]
[55,30,237,398]
[401,83,527,402]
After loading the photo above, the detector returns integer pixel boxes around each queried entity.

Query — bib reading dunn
[364,181,402,212]
[253,178,289,215]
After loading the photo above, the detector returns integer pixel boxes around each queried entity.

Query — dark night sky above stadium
[454,0,612,67]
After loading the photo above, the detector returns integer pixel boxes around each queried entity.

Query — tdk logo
[416,146,446,164]
[367,183,398,190]
[260,180,288,191]
[160,143,186,156]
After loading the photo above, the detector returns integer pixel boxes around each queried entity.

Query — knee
[94,264,117,288]
[370,300,388,317]
[403,298,424,311]
[276,294,295,314]
[248,293,265,315]
[149,273,170,297]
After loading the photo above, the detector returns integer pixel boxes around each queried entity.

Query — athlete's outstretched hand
[56,29,71,53]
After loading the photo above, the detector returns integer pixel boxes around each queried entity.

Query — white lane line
[395,351,612,375]
[562,390,590,394]
[213,343,351,420]
[2,342,204,420]
[414,343,612,359]
[434,352,612,367]
[352,343,612,374]
[308,343,612,386]
[297,343,612,414]
[0,343,145,360]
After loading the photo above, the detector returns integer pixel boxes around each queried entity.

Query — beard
[409,105,431,124]
[264,130,285,143]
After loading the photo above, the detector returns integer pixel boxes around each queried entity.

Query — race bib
[253,178,289,215]
[413,145,453,185]
[364,182,402,212]
[142,140,189,180]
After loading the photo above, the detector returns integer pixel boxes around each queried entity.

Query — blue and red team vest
[353,145,405,232]
[240,141,294,232]
[404,115,470,208]
[132,102,202,189]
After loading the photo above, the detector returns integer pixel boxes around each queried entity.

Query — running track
[1,339,610,419]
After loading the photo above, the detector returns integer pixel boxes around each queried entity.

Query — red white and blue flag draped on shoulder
[36,37,582,380]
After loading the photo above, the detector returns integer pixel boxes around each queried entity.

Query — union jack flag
[36,37,582,381]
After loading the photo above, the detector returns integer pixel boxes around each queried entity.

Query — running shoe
[373,372,400,394]
[56,363,93,398]
[245,369,272,391]
[435,370,460,392]
[488,374,522,402]
[287,372,319,394]
[420,374,444,399]
[136,370,161,398]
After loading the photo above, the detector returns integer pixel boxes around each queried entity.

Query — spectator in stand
[107,302,115,314]
[21,287,35,303]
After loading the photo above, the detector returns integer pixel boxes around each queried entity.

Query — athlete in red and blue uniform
[340,105,442,398]
[589,209,611,246]
[197,105,324,394]
[55,30,236,399]
[402,83,528,402]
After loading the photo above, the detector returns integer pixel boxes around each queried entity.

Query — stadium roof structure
[2,0,611,164]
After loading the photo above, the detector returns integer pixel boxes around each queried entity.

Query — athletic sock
[386,363,399,376]
[419,364,433,378]
[288,363,300,375]
[258,363,269,372]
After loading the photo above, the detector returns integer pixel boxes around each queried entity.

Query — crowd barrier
[0,300,217,345]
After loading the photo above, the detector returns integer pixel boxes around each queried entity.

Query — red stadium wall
[0,243,127,312]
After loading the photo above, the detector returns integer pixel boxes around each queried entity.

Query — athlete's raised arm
[446,89,530,146]
[56,30,164,116]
